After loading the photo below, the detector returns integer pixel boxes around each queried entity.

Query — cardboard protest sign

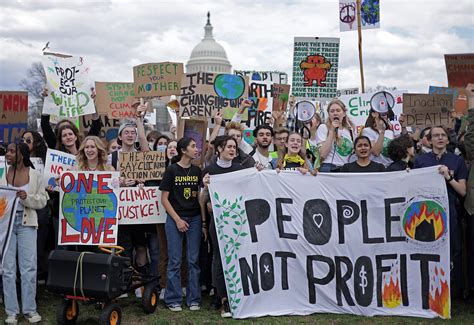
[209,166,450,319]
[444,54,474,88]
[403,94,454,129]
[234,70,288,85]
[59,171,120,245]
[0,186,19,275]
[118,186,166,225]
[44,149,77,190]
[179,72,249,120]
[177,118,208,166]
[79,114,120,141]
[119,151,166,181]
[339,90,405,134]
[42,54,95,118]
[339,0,380,32]
[292,37,339,99]
[133,62,184,97]
[94,82,136,119]
[0,91,28,144]
[429,86,469,115]
[272,84,291,112]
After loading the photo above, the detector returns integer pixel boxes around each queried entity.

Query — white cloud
[0,0,473,94]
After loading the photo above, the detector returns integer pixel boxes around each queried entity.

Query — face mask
[156,144,167,153]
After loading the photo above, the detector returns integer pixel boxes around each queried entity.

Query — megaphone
[295,101,316,123]
[369,91,395,121]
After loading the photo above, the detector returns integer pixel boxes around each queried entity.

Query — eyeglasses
[122,131,136,136]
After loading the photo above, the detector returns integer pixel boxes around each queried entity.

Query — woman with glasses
[1,142,48,324]
[361,109,396,167]
[21,131,50,283]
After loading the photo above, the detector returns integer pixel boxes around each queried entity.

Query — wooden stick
[356,0,365,93]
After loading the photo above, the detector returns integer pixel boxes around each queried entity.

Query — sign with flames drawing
[209,166,450,319]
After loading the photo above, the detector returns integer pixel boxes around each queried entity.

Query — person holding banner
[250,125,275,170]
[1,143,48,324]
[160,137,203,311]
[201,135,245,318]
[386,134,415,171]
[414,125,468,297]
[340,136,385,173]
[361,109,395,166]
[316,99,355,172]
[276,132,313,173]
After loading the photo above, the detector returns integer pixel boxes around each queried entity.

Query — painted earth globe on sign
[214,74,245,100]
[62,180,117,232]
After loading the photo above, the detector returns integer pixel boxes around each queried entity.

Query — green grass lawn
[2,287,474,324]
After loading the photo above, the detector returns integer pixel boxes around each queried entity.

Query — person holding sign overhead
[316,99,356,172]
[160,137,203,312]
[1,143,48,324]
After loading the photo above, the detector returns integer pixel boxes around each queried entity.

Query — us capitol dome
[186,12,232,74]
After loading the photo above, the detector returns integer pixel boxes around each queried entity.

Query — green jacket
[465,108,474,215]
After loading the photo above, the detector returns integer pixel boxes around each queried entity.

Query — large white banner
[0,186,19,275]
[209,167,450,319]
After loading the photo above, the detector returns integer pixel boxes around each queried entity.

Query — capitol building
[186,12,232,74]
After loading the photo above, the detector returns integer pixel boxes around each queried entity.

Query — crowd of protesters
[0,85,473,324]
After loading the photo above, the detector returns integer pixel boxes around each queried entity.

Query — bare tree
[20,62,46,131]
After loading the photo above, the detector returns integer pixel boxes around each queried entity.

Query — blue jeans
[2,211,38,316]
[164,214,201,306]
[146,229,160,284]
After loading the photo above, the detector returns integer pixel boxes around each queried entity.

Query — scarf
[283,154,306,168]
[217,157,232,168]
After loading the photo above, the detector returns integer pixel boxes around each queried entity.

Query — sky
[1,0,473,95]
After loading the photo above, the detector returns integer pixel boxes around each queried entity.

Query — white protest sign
[118,186,166,225]
[209,167,450,319]
[42,54,95,118]
[339,90,405,134]
[44,149,77,191]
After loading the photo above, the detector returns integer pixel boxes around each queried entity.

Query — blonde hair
[325,99,355,146]
[225,121,244,135]
[77,136,110,171]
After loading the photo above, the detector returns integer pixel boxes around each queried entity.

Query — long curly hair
[56,124,81,153]
[76,136,109,170]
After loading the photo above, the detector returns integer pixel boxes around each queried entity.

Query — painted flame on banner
[403,201,447,242]
[429,266,450,318]
[382,268,401,308]
[0,197,7,219]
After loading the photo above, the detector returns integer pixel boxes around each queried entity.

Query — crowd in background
[0,86,473,324]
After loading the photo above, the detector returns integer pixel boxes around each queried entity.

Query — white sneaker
[168,304,182,312]
[135,287,143,298]
[189,304,200,311]
[118,293,128,299]
[5,315,18,324]
[25,312,42,323]
[159,289,165,300]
